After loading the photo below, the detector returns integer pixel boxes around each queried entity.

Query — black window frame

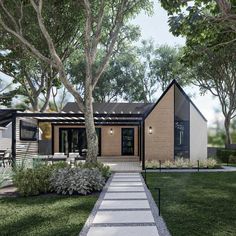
[20,120,38,141]
[59,127,101,156]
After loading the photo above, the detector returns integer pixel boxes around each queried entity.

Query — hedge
[216,149,236,163]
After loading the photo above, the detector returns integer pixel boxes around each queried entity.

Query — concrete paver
[93,210,155,224]
[104,192,147,199]
[99,199,150,209]
[87,226,159,236]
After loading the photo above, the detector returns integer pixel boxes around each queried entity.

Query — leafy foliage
[13,165,53,196]
[145,158,219,169]
[50,167,105,195]
[76,161,111,180]
[216,149,236,163]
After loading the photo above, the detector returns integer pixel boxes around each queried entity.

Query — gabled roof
[144,80,207,122]
[62,102,154,115]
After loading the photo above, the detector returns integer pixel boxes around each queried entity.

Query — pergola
[0,109,145,168]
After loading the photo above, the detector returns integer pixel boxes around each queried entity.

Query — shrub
[229,155,236,164]
[13,163,70,196]
[146,160,160,169]
[175,158,189,168]
[216,149,236,163]
[50,167,105,195]
[76,161,111,179]
[162,160,174,168]
[145,158,218,169]
[206,158,218,168]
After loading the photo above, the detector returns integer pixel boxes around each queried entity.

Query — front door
[122,128,134,155]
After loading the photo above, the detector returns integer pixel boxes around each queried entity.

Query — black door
[122,128,134,155]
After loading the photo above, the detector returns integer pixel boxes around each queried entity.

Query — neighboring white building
[0,124,11,150]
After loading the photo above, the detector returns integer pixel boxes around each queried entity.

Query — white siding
[2,123,12,138]
[190,103,207,161]
[0,138,11,149]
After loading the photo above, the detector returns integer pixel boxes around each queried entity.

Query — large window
[20,120,38,141]
[122,128,134,155]
[174,86,190,159]
[59,128,101,156]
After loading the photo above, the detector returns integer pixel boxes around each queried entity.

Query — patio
[100,161,141,172]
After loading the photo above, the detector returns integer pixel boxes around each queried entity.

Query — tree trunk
[84,86,98,163]
[40,82,51,112]
[32,98,39,111]
[224,115,232,148]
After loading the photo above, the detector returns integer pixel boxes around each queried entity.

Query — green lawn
[0,194,98,236]
[222,163,236,167]
[146,172,236,236]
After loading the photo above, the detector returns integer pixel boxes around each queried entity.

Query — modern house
[0,80,207,169]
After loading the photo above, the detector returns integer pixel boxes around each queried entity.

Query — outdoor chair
[0,150,6,167]
[68,152,85,165]
[3,150,12,166]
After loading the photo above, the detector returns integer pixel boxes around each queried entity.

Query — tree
[0,51,55,111]
[151,45,188,92]
[0,76,16,106]
[0,0,153,162]
[0,0,85,112]
[160,0,236,146]
[189,46,236,146]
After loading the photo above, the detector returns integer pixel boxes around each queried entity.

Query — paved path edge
[79,173,114,236]
[79,173,171,236]
[139,174,171,236]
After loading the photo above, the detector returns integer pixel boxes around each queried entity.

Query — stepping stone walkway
[80,173,171,236]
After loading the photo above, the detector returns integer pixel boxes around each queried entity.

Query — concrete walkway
[80,173,170,236]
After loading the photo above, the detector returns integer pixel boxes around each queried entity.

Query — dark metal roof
[0,109,22,127]
[62,102,154,115]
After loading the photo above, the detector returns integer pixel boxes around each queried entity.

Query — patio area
[101,161,142,172]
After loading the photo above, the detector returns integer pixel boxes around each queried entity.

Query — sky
[132,1,222,126]
[0,2,223,126]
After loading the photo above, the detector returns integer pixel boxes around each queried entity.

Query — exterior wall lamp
[110,128,113,135]
[149,126,152,134]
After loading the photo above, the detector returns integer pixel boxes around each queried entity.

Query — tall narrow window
[174,85,190,159]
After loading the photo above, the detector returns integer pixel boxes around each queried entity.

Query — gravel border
[140,174,171,236]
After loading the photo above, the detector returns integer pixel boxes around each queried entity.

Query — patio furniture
[68,152,85,165]
[52,153,67,163]
[0,150,6,167]
[3,150,12,166]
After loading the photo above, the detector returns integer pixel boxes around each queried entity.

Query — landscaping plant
[50,167,105,195]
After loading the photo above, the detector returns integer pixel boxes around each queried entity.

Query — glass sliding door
[59,128,101,156]
[122,128,134,155]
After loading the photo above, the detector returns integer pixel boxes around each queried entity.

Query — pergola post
[11,112,16,167]
[141,119,145,170]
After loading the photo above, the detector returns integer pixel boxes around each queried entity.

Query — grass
[0,194,98,236]
[146,172,236,236]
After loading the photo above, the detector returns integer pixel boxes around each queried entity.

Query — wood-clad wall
[145,86,174,161]
[16,118,38,160]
